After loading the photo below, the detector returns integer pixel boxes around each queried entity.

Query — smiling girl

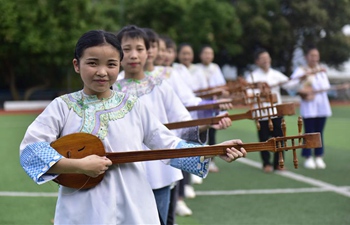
[20,29,246,225]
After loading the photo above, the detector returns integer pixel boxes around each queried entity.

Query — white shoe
[184,185,196,198]
[175,200,192,216]
[191,174,203,184]
[304,157,316,169]
[315,157,326,169]
[209,161,219,172]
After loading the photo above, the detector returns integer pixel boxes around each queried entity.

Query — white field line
[1,158,350,198]
[196,187,350,196]
[3,186,350,198]
[235,158,350,198]
[0,191,57,197]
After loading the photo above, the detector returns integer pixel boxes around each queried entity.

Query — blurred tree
[0,0,121,100]
[232,0,350,75]
[1,0,350,101]
[123,0,242,64]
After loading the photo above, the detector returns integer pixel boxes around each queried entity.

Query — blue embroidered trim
[170,140,210,178]
[20,142,62,184]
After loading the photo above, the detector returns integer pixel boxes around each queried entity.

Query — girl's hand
[217,139,247,163]
[210,113,232,130]
[217,98,234,110]
[79,155,112,178]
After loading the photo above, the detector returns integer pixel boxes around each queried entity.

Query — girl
[290,46,331,169]
[113,25,235,224]
[154,34,167,66]
[196,45,227,89]
[150,41,204,108]
[177,43,207,92]
[197,45,229,172]
[20,30,246,224]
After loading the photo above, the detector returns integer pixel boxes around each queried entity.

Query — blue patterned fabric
[20,142,62,184]
[170,140,210,178]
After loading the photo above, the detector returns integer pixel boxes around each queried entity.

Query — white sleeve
[208,64,226,87]
[285,67,305,90]
[167,69,202,106]
[20,98,67,151]
[137,100,182,150]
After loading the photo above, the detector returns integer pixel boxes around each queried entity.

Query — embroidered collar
[60,90,137,139]
[115,75,163,97]
[145,66,172,79]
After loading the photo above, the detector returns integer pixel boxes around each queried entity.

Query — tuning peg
[293,116,303,169]
[268,119,273,131]
[279,151,284,168]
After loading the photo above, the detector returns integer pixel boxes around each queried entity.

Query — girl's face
[256,52,271,71]
[120,37,148,77]
[200,47,214,65]
[178,46,193,68]
[73,44,120,99]
[147,41,159,64]
[154,39,166,65]
[164,48,176,66]
[306,49,320,68]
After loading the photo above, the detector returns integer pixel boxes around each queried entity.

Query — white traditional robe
[245,67,293,120]
[196,63,227,90]
[290,66,332,118]
[20,90,210,225]
[113,76,207,189]
[172,63,207,92]
[146,66,218,119]
[148,66,202,107]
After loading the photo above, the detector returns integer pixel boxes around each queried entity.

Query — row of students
[19,26,246,224]
[117,27,230,220]
[157,32,331,174]
[113,26,233,224]
[172,41,331,173]
[246,47,331,172]
[155,34,232,218]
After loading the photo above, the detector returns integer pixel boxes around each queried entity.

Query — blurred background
[1,0,350,106]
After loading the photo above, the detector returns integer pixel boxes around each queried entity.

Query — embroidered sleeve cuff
[179,126,206,144]
[20,142,62,185]
[170,140,210,178]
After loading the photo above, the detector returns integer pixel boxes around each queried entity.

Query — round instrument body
[50,133,106,189]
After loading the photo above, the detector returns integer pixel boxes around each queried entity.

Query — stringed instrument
[50,132,322,189]
[195,83,264,98]
[196,89,224,99]
[193,77,247,94]
[298,83,350,101]
[186,93,278,111]
[165,102,295,130]
[194,84,228,94]
[241,68,327,100]
[269,67,327,89]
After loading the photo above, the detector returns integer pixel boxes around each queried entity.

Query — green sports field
[1,105,349,225]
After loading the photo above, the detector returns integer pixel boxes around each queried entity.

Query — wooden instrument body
[50,133,106,189]
[50,132,321,189]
